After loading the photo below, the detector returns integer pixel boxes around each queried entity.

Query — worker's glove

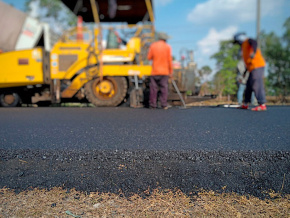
[242,69,248,78]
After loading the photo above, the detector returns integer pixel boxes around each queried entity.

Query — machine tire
[0,92,21,107]
[84,76,127,107]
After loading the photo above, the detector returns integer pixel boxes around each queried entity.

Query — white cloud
[154,0,174,7]
[187,0,285,24]
[197,26,238,56]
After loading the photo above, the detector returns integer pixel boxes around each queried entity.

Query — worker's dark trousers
[149,76,168,108]
[245,67,266,105]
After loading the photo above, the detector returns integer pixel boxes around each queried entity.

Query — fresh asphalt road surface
[0,106,289,196]
[0,106,289,151]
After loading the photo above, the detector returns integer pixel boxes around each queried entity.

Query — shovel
[171,79,187,109]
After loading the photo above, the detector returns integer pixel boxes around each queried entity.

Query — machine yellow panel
[0,48,44,88]
[102,65,152,77]
[126,37,141,53]
[49,26,98,80]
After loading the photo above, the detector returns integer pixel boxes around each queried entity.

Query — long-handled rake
[171,79,187,109]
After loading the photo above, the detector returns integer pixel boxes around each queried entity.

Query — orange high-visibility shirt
[242,39,266,72]
[147,40,173,76]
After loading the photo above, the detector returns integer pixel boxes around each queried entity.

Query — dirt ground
[1,187,289,217]
[186,96,290,107]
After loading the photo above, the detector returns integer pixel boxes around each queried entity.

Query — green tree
[210,71,224,97]
[195,65,212,96]
[260,17,290,101]
[195,65,212,94]
[210,40,240,97]
[25,0,76,30]
[283,17,290,44]
[198,65,212,81]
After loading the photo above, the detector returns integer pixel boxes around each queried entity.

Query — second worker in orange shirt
[147,32,173,109]
[234,33,267,111]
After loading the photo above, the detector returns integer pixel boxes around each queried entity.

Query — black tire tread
[0,92,20,107]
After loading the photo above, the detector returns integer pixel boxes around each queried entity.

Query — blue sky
[3,0,290,72]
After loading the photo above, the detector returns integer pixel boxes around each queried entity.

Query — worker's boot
[238,104,248,109]
[251,104,267,111]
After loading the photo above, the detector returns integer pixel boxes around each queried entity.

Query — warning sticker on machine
[128,70,141,75]
[102,55,132,62]
[51,54,58,60]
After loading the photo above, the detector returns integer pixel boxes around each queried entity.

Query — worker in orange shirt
[234,33,267,111]
[147,32,173,109]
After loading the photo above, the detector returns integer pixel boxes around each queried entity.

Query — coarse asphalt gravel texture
[0,106,289,198]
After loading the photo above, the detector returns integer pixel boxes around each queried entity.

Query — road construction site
[0,0,206,109]
[0,106,289,216]
[0,0,289,216]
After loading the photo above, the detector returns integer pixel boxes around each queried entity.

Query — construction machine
[0,0,201,107]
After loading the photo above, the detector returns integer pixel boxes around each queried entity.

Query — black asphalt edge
[0,149,289,199]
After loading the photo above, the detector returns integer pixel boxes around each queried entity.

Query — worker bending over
[234,33,267,111]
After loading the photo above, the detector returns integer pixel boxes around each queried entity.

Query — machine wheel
[0,92,21,107]
[84,76,127,107]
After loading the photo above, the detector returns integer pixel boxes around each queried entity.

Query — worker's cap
[233,32,247,45]
[157,32,171,40]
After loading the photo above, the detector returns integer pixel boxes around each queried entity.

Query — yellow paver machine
[0,0,200,107]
